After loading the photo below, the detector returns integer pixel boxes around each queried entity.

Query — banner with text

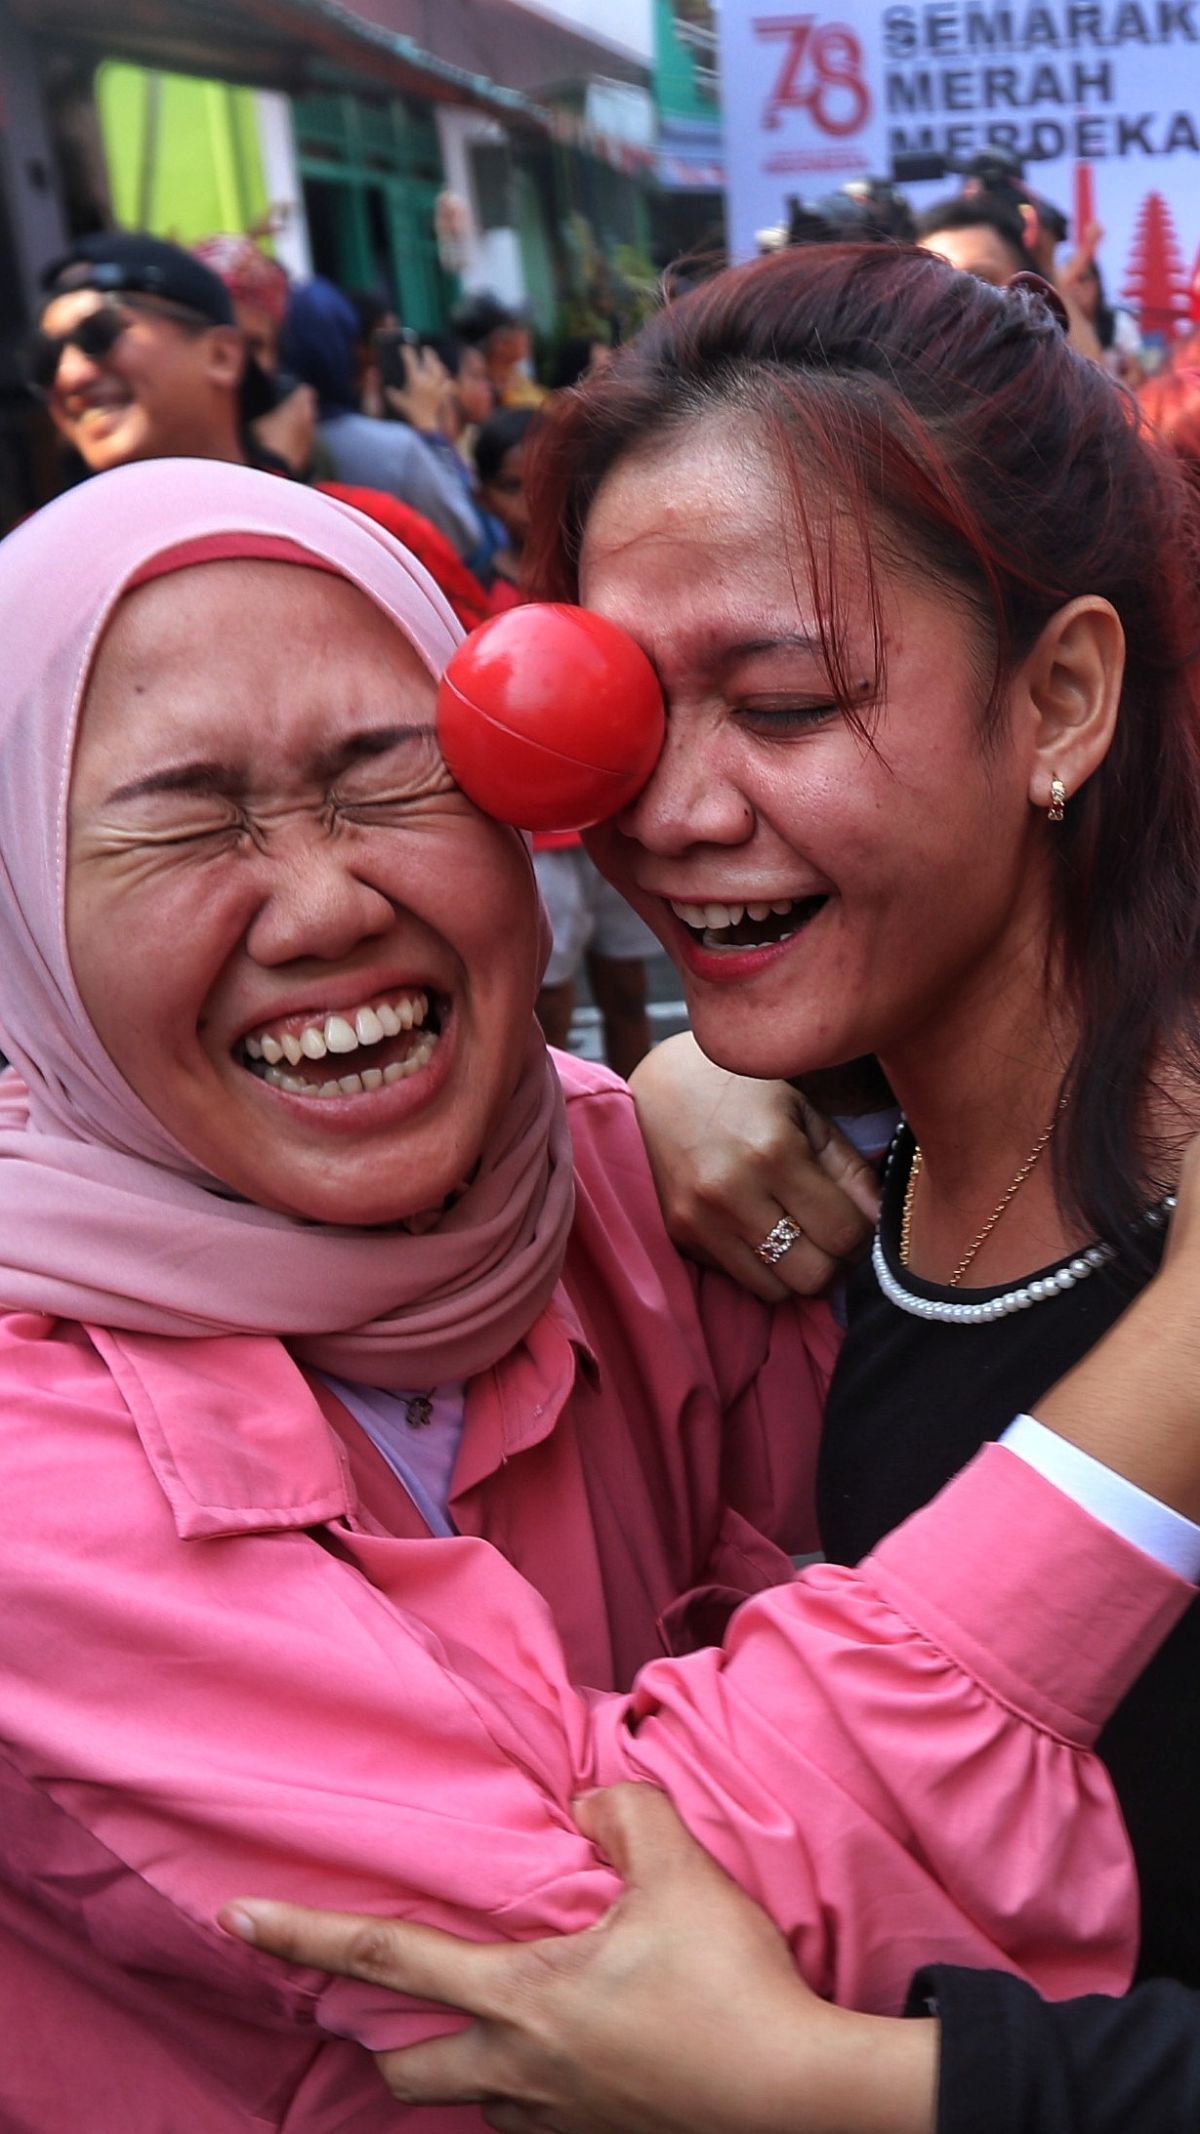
[719,0,1200,333]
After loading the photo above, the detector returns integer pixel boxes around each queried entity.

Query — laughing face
[581,419,1055,1085]
[66,561,539,1225]
[38,289,240,472]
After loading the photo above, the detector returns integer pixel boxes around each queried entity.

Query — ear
[203,325,246,395]
[1017,596,1124,816]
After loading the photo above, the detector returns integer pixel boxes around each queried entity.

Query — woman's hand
[221,1784,937,2134]
[628,1033,880,1303]
[385,345,452,436]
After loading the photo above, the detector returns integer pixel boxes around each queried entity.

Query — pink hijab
[0,459,574,1387]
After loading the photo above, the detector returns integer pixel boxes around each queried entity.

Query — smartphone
[375,327,421,391]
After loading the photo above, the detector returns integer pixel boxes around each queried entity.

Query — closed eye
[331,765,460,820]
[111,812,248,850]
[333,791,440,823]
[734,701,841,735]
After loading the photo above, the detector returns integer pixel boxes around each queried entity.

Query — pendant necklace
[899,1101,1065,1288]
[877,1112,1175,1326]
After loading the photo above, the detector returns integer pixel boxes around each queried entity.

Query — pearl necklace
[874,1129,1176,1326]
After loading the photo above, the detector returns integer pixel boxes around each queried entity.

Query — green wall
[97,60,270,241]
[654,0,718,124]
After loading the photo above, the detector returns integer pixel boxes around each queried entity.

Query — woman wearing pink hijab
[0,458,1193,2130]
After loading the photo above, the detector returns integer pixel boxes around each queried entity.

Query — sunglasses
[26,292,212,399]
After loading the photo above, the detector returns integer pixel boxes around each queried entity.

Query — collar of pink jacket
[87,1288,598,1542]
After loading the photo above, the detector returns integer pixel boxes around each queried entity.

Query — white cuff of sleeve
[1001,1413,1200,1582]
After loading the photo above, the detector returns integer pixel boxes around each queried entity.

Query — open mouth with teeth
[668,896,828,951]
[238,989,444,1099]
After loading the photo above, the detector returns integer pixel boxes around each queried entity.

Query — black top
[909,1963,1200,2134]
[820,1127,1199,1986]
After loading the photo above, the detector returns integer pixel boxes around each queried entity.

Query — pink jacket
[0,1061,1189,2129]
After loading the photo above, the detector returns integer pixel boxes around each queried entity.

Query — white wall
[585,79,656,149]
[435,106,526,304]
[508,0,653,67]
[255,92,313,277]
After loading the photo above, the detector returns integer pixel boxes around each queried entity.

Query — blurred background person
[1138,361,1200,473]
[374,324,501,587]
[29,231,491,634]
[31,230,276,476]
[549,333,614,392]
[916,193,1029,286]
[452,289,546,409]
[472,404,535,600]
[916,185,1106,359]
[192,232,323,478]
[282,275,480,559]
[1071,253,1144,380]
[422,332,496,463]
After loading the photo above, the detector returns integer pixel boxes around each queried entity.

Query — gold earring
[1048,775,1066,823]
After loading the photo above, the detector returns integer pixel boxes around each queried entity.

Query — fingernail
[221,1905,259,1944]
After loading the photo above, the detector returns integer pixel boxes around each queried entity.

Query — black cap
[40,232,276,419]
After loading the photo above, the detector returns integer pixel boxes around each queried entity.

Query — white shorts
[534,847,660,987]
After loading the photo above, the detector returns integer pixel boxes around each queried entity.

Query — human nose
[243,835,396,967]
[51,336,102,397]
[615,712,752,856]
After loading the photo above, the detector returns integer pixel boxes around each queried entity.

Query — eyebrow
[104,724,434,805]
[715,633,824,664]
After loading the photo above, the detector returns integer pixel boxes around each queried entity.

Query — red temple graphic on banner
[1121,191,1192,341]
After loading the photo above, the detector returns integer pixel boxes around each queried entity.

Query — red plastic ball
[437,603,665,833]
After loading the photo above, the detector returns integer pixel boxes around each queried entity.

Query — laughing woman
[0,459,1194,2132]
[526,241,1200,1985]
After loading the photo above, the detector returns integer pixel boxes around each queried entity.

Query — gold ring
[754,1215,804,1267]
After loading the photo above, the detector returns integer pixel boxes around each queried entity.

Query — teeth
[258,1028,439,1098]
[263,1066,310,1095]
[670,896,801,932]
[325,1015,358,1055]
[246,991,430,1062]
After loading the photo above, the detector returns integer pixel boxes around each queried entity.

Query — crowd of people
[4,192,1200,2134]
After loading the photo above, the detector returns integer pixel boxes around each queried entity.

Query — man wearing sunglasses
[30,233,276,475]
[26,230,494,634]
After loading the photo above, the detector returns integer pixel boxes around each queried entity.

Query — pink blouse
[0,1059,1188,2129]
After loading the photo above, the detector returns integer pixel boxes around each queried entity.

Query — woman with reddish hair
[570,241,1200,1974]
[233,243,1200,2128]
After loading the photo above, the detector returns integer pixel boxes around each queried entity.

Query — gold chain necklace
[899,1103,1065,1289]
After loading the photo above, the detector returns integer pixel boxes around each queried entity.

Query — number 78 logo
[753,15,871,134]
